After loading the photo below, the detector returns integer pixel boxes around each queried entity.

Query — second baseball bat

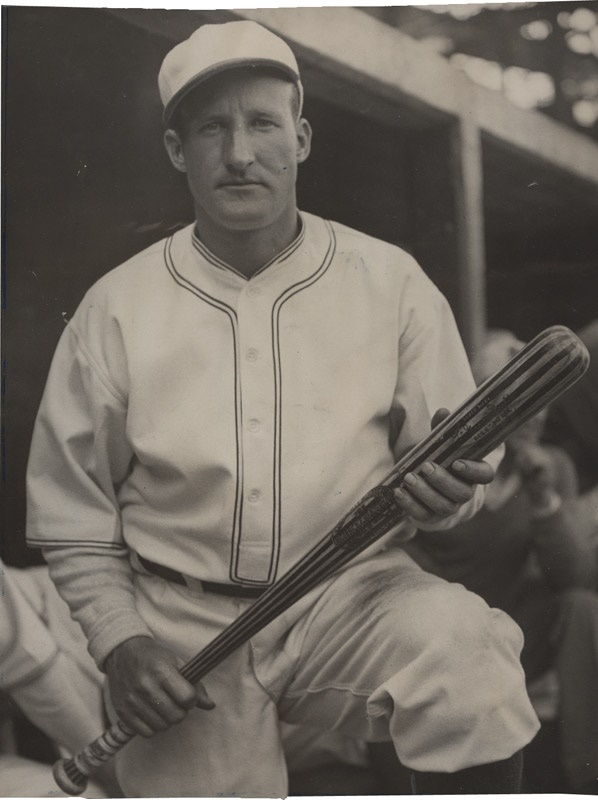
[54,324,589,794]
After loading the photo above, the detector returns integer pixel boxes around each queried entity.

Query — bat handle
[52,720,134,795]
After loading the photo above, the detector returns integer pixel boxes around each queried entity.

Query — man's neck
[195,214,301,279]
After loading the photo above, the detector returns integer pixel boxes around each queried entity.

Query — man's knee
[367,578,531,726]
[373,577,525,671]
[366,582,538,772]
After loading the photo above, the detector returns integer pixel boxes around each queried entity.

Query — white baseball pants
[111,547,539,797]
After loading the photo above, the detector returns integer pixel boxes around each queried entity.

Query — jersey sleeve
[25,295,154,666]
[26,313,133,550]
[42,545,153,668]
[390,264,503,531]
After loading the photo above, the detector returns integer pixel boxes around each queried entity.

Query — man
[26,20,539,796]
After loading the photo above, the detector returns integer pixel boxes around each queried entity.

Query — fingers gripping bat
[53,325,589,794]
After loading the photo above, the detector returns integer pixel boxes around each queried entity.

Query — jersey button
[247,286,261,297]
[246,348,258,362]
[248,490,261,503]
[248,419,260,433]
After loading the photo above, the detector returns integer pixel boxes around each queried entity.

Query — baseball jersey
[27,212,489,588]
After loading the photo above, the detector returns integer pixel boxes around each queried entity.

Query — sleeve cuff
[87,610,154,670]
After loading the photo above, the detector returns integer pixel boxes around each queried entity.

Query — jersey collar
[190,214,306,281]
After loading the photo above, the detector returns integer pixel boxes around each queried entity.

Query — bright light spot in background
[419,35,454,55]
[417,3,536,21]
[566,31,594,54]
[557,5,598,55]
[520,19,552,41]
[422,3,598,128]
[572,99,598,126]
[503,67,555,109]
[451,54,555,111]
[450,53,504,91]
[568,7,597,33]
[418,4,486,20]
[446,4,488,20]
[556,9,598,31]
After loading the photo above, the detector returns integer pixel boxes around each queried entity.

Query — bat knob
[53,758,88,796]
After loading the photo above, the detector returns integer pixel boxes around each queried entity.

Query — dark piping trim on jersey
[191,218,306,281]
[265,219,337,584]
[164,222,335,587]
[163,237,246,585]
[26,538,125,549]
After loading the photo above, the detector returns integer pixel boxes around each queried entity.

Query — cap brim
[163,58,301,126]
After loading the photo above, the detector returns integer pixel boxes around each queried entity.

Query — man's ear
[164,129,187,173]
[296,118,312,164]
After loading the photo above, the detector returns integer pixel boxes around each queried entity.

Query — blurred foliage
[361,1,598,138]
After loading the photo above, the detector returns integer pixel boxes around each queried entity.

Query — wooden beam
[237,7,598,188]
[453,116,487,356]
[108,7,598,188]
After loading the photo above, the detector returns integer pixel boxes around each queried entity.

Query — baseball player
[26,20,540,796]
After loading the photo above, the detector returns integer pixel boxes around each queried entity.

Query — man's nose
[224,126,255,171]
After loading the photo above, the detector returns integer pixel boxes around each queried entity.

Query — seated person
[0,562,118,796]
[403,329,598,794]
[544,319,598,495]
[544,320,598,578]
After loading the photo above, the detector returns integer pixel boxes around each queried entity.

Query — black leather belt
[137,555,268,599]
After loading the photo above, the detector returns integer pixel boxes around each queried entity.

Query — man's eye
[200,121,225,134]
[253,118,276,129]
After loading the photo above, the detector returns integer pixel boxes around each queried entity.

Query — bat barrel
[384,325,589,489]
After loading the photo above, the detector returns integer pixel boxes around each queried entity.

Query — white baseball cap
[159,20,304,125]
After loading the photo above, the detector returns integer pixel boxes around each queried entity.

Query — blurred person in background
[544,319,598,495]
[403,329,598,794]
[0,562,120,796]
[544,319,598,566]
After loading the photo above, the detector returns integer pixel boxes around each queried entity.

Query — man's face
[164,70,311,237]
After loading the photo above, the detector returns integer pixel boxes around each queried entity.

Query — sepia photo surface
[2,3,598,797]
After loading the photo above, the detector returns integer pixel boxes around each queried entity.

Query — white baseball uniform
[27,212,539,794]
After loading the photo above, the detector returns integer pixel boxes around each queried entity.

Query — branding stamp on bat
[331,486,399,550]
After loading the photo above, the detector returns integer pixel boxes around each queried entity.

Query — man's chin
[211,206,280,232]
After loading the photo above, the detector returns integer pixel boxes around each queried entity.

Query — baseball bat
[54,325,589,794]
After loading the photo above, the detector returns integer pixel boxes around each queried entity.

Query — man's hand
[392,408,495,525]
[104,636,215,738]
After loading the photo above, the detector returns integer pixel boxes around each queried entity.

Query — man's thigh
[254,547,539,773]
[113,575,288,797]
